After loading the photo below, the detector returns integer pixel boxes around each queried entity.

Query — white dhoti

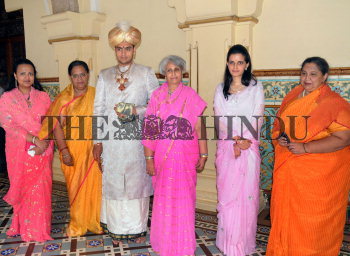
[100,197,150,240]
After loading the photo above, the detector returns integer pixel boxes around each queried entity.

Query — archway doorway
[0,0,25,177]
[0,0,25,90]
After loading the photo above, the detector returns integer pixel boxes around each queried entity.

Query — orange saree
[267,84,350,256]
[39,85,102,236]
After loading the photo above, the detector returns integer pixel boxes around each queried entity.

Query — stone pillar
[40,4,105,182]
[41,10,105,90]
[168,0,263,211]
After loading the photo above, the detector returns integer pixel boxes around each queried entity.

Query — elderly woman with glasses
[143,55,208,256]
[39,60,102,237]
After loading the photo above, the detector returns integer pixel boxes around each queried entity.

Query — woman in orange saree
[266,57,350,255]
[39,61,102,237]
[0,59,53,242]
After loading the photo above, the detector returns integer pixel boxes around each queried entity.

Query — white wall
[253,0,350,69]
[97,0,186,72]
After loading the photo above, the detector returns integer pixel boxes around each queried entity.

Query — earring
[15,79,18,87]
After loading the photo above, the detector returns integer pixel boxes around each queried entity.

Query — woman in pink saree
[143,55,207,256]
[0,59,53,242]
[214,45,264,255]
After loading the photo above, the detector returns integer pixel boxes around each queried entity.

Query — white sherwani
[94,63,159,239]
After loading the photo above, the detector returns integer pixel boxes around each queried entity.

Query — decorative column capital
[168,0,264,29]
[40,10,105,88]
[4,0,24,12]
[40,11,106,43]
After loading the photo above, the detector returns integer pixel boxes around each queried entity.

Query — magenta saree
[0,88,53,242]
[143,83,206,256]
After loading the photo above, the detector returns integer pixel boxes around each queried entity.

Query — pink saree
[0,88,53,242]
[214,82,264,255]
[143,83,206,256]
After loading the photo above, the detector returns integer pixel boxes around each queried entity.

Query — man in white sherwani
[93,21,159,245]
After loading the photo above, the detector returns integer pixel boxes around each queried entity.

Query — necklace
[115,63,132,91]
[229,83,245,94]
[19,87,32,108]
[168,88,176,96]
[23,93,32,108]
[26,95,31,108]
[230,88,243,94]
[302,90,308,97]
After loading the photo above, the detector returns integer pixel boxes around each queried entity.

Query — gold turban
[108,21,141,49]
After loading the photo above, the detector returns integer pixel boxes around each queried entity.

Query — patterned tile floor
[0,178,349,256]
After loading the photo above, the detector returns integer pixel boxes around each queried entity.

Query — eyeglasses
[115,46,134,52]
[71,73,87,79]
[166,67,181,74]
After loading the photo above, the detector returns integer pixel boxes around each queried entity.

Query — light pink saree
[143,83,206,256]
[214,82,264,255]
[0,88,53,242]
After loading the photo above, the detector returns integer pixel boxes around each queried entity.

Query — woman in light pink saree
[143,56,207,256]
[214,45,264,255]
[0,59,53,242]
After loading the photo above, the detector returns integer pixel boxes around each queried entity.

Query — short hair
[68,60,90,75]
[159,55,186,75]
[301,57,329,75]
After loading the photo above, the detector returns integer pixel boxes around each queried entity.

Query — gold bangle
[32,136,37,144]
[200,153,208,158]
[145,156,154,160]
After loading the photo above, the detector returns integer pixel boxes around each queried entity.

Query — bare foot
[112,240,122,246]
[7,234,20,238]
[135,236,146,244]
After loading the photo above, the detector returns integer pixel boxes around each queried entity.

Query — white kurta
[94,63,158,237]
[94,64,159,200]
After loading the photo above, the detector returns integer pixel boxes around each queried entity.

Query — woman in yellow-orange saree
[39,60,102,237]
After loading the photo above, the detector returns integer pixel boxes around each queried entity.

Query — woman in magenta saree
[143,55,207,256]
[0,59,53,242]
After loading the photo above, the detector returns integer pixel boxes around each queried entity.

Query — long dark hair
[6,58,43,92]
[223,44,256,100]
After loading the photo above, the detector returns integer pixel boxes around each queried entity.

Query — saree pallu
[143,83,207,256]
[39,85,102,236]
[267,85,350,256]
[0,88,53,242]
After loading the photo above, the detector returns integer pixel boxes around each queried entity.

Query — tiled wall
[259,75,350,190]
[42,82,60,101]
